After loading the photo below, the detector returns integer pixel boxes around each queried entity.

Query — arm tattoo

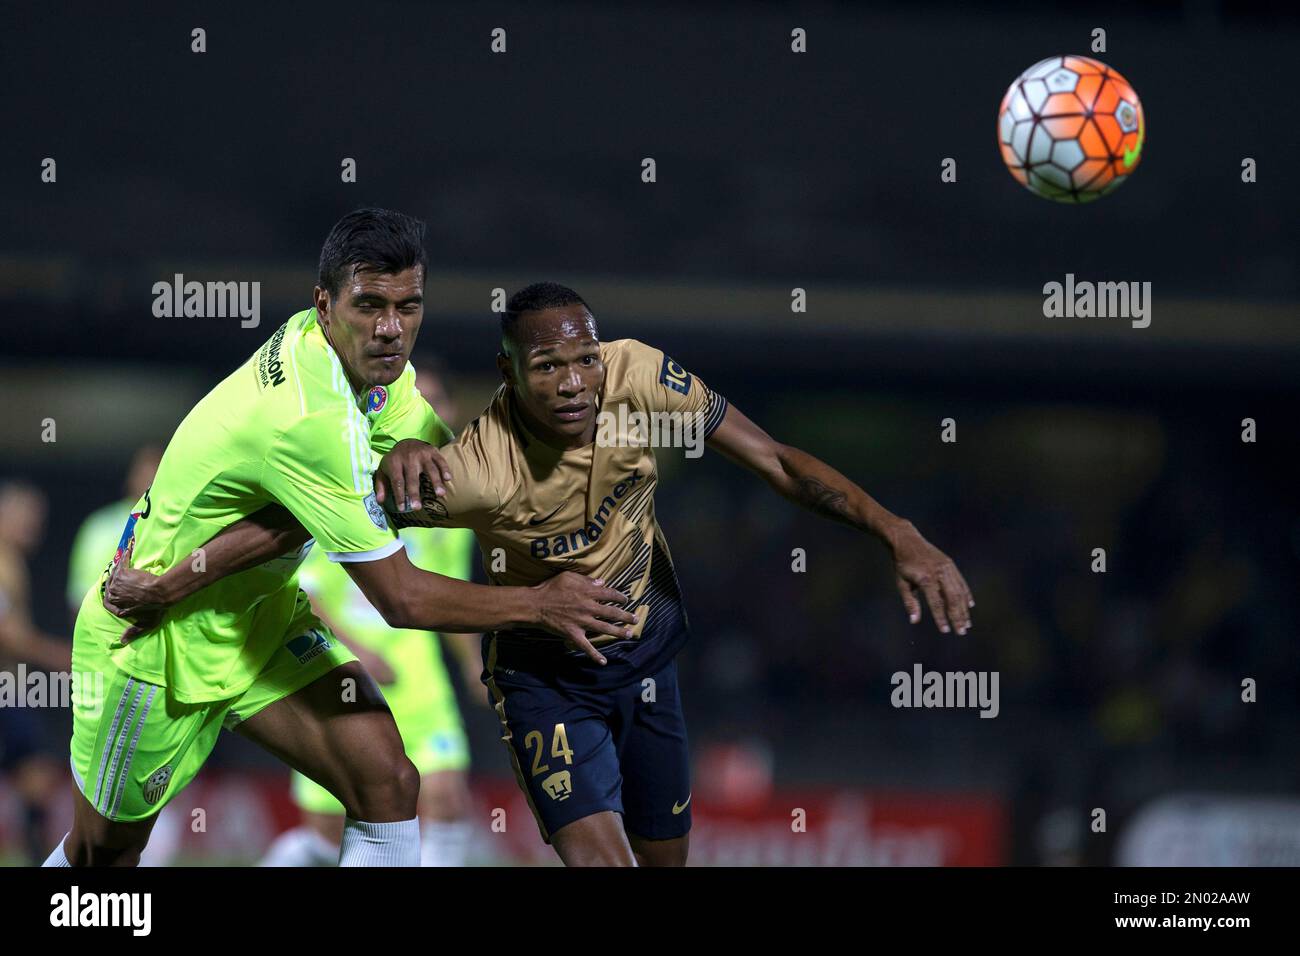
[793,475,854,525]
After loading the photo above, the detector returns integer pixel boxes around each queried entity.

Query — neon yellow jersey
[78,308,451,704]
[67,498,135,607]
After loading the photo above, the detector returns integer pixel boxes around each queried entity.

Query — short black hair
[318,208,427,298]
[501,282,590,343]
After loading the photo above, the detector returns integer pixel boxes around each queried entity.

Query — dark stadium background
[1,1,1297,864]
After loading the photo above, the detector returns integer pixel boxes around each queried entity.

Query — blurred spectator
[0,482,71,863]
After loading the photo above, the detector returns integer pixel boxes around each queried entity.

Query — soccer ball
[997,55,1145,203]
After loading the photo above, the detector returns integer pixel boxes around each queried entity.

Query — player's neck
[341,366,368,397]
[320,325,368,397]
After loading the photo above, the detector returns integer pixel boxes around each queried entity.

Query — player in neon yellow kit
[261,369,482,867]
[65,445,186,867]
[44,209,636,868]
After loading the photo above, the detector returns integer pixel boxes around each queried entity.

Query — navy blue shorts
[486,659,691,844]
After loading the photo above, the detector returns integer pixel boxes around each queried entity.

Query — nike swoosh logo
[1122,113,1145,169]
[672,794,691,815]
[528,505,563,526]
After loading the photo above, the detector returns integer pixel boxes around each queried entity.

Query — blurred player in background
[66,446,163,621]
[0,482,71,863]
[261,367,482,867]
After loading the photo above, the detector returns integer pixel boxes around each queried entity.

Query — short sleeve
[618,339,729,438]
[262,410,404,563]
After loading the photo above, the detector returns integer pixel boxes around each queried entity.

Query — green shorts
[70,594,356,823]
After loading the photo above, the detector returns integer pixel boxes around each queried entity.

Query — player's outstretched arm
[706,404,975,635]
[342,553,637,665]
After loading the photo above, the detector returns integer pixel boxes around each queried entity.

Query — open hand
[890,521,975,635]
[533,572,639,665]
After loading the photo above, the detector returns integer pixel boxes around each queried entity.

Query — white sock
[259,825,340,867]
[420,820,472,867]
[42,834,73,868]
[339,817,420,867]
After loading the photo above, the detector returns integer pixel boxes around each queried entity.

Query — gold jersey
[396,338,728,688]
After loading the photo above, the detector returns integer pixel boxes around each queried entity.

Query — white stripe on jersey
[288,321,308,416]
[327,350,365,494]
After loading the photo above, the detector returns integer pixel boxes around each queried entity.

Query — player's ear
[496,351,514,385]
[313,286,331,327]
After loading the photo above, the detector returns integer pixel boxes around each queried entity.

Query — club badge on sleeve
[659,355,692,394]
